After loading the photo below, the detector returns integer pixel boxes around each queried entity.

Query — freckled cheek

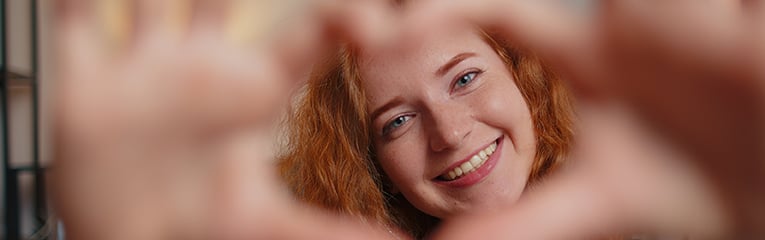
[474,80,531,131]
[376,144,425,185]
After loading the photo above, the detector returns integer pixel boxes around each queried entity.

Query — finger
[594,3,765,235]
[264,0,400,76]
[223,0,299,46]
[316,0,400,51]
[742,0,765,84]
[600,0,764,177]
[210,129,281,239]
[602,0,745,67]
[55,0,109,86]
[403,0,608,98]
[158,47,290,132]
[210,130,391,240]
[54,0,93,28]
[133,0,192,44]
[432,172,624,240]
[270,209,393,240]
[188,0,230,37]
[571,104,731,237]
[434,160,726,240]
[407,0,592,64]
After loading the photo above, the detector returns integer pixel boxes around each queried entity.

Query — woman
[52,0,763,239]
[278,22,575,238]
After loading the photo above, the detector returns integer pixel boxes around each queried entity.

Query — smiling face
[359,27,538,219]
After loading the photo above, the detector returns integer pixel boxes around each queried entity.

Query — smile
[435,136,504,188]
[440,141,497,181]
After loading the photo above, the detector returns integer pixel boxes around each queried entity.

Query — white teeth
[441,140,499,181]
[460,161,474,173]
[469,155,482,166]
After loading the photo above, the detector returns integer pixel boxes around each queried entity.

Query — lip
[434,136,504,188]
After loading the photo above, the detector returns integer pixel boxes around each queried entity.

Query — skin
[53,0,399,239]
[360,26,537,219]
[54,0,764,239]
[409,0,765,238]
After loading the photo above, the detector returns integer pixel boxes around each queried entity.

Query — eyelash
[380,69,483,137]
[452,69,483,92]
[382,114,414,136]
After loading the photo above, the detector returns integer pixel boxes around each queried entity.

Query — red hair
[278,32,575,238]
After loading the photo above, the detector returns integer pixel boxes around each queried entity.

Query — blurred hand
[51,0,765,239]
[50,0,397,239]
[403,0,765,239]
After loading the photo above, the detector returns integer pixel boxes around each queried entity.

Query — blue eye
[383,115,413,135]
[455,71,478,88]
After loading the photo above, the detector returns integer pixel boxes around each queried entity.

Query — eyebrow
[370,97,405,126]
[435,52,477,77]
[369,53,477,126]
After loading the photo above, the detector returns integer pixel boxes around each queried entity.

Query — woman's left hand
[409,0,765,239]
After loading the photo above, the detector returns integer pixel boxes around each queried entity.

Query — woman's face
[359,27,538,219]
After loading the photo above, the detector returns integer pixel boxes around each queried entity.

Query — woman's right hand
[51,0,398,239]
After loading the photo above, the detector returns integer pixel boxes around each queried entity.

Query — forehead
[358,27,496,105]
[359,27,489,77]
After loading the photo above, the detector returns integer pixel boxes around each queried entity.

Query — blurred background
[1,0,54,239]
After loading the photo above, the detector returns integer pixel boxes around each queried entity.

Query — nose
[426,103,473,152]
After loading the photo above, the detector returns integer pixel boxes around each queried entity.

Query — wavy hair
[278,30,575,238]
